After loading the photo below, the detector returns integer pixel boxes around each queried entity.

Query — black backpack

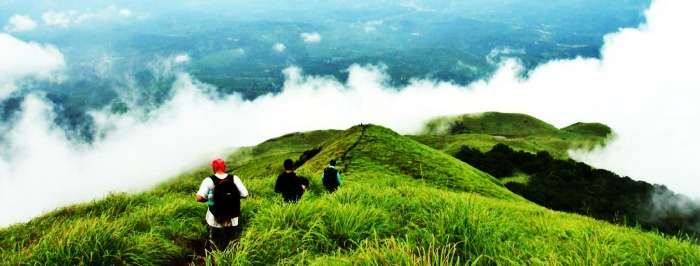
[323,167,339,188]
[208,175,241,224]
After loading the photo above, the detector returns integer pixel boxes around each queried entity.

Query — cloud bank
[1,0,699,227]
[42,5,133,28]
[3,15,38,32]
[0,33,65,100]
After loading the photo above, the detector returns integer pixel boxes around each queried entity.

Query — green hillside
[422,112,560,136]
[1,124,698,265]
[562,122,613,137]
[415,112,612,158]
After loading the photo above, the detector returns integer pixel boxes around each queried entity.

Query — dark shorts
[209,225,242,250]
[324,184,339,193]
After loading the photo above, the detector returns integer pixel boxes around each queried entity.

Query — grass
[227,129,341,178]
[1,122,698,265]
[562,122,612,137]
[421,112,561,137]
[414,112,612,159]
[500,172,530,185]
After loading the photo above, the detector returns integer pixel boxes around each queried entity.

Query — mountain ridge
[1,114,698,265]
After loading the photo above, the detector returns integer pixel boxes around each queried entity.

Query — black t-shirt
[275,171,306,201]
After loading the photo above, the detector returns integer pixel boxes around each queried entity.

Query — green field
[1,119,698,265]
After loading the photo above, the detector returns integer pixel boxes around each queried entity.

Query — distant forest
[455,143,700,240]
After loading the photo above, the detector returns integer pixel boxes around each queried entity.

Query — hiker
[321,159,343,193]
[195,158,249,250]
[274,159,309,202]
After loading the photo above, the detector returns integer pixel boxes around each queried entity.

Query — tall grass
[1,125,698,265]
[202,179,700,265]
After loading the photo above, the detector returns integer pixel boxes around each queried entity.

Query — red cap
[212,158,226,173]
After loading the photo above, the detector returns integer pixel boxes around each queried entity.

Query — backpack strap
[209,174,233,186]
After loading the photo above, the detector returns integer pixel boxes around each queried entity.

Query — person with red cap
[195,158,249,250]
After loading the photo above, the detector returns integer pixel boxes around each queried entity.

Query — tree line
[455,143,700,240]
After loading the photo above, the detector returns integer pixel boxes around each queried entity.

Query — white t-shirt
[196,173,249,228]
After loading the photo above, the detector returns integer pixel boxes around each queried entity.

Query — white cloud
[0,33,65,100]
[74,5,131,24]
[2,0,700,227]
[173,54,190,64]
[145,54,192,81]
[42,11,72,28]
[486,47,526,65]
[272,42,286,53]
[42,6,134,28]
[300,32,322,43]
[454,60,478,74]
[3,15,38,32]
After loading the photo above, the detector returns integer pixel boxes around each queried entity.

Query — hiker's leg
[233,216,243,240]
[210,227,227,250]
[207,226,217,250]
[284,195,296,203]
[222,227,232,249]
[230,224,243,245]
[219,226,239,250]
[207,226,213,250]
[325,184,337,193]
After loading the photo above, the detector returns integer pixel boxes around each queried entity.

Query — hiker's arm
[195,178,211,202]
[274,176,282,193]
[300,177,309,190]
[234,176,249,198]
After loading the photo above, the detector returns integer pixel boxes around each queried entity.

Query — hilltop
[1,119,698,265]
[415,112,611,158]
[415,112,699,238]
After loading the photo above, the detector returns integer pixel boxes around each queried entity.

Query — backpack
[323,167,339,188]
[208,175,241,224]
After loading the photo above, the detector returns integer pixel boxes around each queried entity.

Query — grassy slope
[422,112,561,137]
[228,130,342,178]
[414,112,612,158]
[1,124,698,265]
[500,172,530,185]
[562,122,613,137]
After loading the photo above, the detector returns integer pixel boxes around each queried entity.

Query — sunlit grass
[1,124,697,265]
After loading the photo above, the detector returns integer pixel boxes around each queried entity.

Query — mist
[1,0,699,227]
[0,33,64,100]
